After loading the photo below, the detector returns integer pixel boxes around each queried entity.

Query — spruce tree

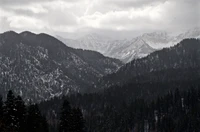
[0,96,3,119]
[26,104,48,132]
[3,90,18,131]
[0,96,5,131]
[15,96,26,132]
[59,99,72,132]
[41,115,49,132]
[71,108,85,132]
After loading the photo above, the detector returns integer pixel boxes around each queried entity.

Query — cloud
[0,0,199,37]
[80,2,166,31]
[83,0,167,15]
[105,0,168,8]
[7,16,45,30]
[0,0,81,6]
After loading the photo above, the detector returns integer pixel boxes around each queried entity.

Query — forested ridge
[0,91,85,132]
[39,68,200,131]
[39,83,200,131]
[95,39,200,90]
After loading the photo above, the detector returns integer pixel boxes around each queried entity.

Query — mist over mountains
[58,28,200,63]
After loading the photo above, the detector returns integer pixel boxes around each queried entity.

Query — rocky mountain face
[95,39,200,90]
[58,28,200,63]
[0,31,122,102]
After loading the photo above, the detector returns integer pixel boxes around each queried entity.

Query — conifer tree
[15,96,26,132]
[0,96,4,131]
[3,90,18,131]
[0,96,3,118]
[41,115,49,132]
[59,99,72,132]
[26,104,48,132]
[71,108,85,132]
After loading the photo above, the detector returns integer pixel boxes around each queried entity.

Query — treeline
[39,82,200,132]
[87,88,200,132]
[0,90,48,132]
[0,90,85,132]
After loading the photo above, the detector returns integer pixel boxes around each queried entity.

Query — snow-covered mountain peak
[57,28,200,63]
[131,37,148,48]
[177,28,200,39]
[79,33,110,41]
[142,31,169,38]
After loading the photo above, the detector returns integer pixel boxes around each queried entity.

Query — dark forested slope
[0,31,122,102]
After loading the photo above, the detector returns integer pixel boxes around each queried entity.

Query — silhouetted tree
[15,96,26,132]
[26,104,48,132]
[3,90,18,131]
[59,99,72,132]
[71,108,85,132]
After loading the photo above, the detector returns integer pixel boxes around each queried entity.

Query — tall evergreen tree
[71,108,85,132]
[15,96,26,132]
[26,104,48,132]
[0,96,5,131]
[59,99,72,132]
[0,96,3,119]
[41,115,49,132]
[3,90,18,132]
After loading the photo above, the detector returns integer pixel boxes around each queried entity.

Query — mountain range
[95,38,200,90]
[0,31,122,102]
[38,38,200,132]
[0,30,199,102]
[57,28,200,63]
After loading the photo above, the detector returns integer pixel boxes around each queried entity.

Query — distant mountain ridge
[0,31,122,102]
[94,38,200,90]
[57,28,200,63]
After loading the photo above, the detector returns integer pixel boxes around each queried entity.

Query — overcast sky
[0,0,199,39]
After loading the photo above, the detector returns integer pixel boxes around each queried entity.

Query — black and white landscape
[0,0,200,132]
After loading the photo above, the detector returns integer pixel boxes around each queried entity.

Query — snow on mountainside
[176,28,200,40]
[0,31,122,102]
[57,34,112,55]
[57,28,200,63]
[95,38,200,90]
